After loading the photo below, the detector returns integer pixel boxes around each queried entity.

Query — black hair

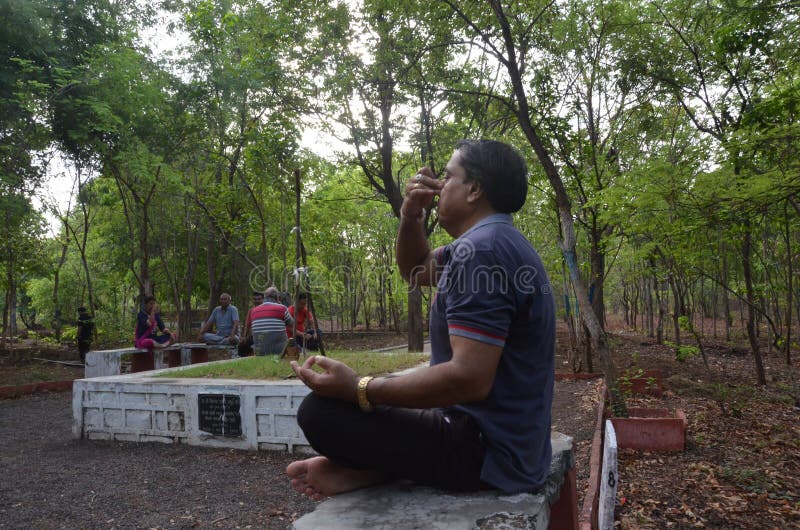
[78,306,87,313]
[253,291,264,297]
[455,139,528,213]
[144,295,156,304]
[297,292,308,300]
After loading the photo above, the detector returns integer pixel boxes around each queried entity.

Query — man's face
[298,298,307,309]
[437,150,473,236]
[146,299,156,312]
[220,295,231,308]
[253,294,264,306]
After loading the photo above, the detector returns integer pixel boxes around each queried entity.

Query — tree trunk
[669,274,682,347]
[51,224,70,341]
[488,1,623,412]
[589,233,606,330]
[407,285,424,352]
[784,202,793,366]
[722,249,732,341]
[742,221,767,385]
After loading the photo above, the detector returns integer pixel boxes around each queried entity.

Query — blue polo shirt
[430,213,555,493]
[207,305,239,337]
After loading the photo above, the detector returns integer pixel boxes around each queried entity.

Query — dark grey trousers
[296,392,488,491]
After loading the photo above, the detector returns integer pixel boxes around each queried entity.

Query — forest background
[1,0,798,383]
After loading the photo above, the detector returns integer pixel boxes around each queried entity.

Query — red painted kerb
[0,380,74,399]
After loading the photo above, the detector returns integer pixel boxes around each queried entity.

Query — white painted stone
[259,442,288,451]
[167,411,184,431]
[114,433,140,442]
[84,408,102,428]
[275,414,299,437]
[256,395,288,409]
[599,419,618,530]
[125,410,152,430]
[140,435,176,444]
[88,391,117,405]
[103,409,123,428]
[154,411,167,430]
[148,393,170,407]
[256,414,273,436]
[126,392,149,404]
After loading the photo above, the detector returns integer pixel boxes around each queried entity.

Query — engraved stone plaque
[198,394,242,437]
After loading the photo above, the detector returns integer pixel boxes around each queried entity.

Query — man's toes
[287,461,308,478]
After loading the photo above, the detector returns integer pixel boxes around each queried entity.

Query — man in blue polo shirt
[287,139,555,498]
[197,293,240,345]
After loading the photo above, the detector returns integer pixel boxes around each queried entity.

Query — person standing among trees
[286,139,555,498]
[76,307,94,363]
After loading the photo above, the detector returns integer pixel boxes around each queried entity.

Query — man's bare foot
[286,456,384,500]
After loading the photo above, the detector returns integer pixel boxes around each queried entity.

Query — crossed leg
[286,393,486,500]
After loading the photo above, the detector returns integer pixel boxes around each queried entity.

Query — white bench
[84,343,237,378]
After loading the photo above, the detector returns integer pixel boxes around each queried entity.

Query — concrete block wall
[72,366,313,453]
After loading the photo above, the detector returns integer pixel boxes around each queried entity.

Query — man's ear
[466,180,483,203]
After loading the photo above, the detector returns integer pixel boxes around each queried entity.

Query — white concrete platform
[72,359,312,452]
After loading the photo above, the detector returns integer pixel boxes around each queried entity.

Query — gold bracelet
[357,376,374,412]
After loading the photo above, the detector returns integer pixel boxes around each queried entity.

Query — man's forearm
[366,362,491,409]
[396,213,432,283]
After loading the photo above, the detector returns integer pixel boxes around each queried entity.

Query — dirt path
[0,380,598,529]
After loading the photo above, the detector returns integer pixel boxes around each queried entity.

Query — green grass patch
[156,350,430,380]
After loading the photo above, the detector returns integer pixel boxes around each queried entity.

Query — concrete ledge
[84,343,236,378]
[293,432,574,530]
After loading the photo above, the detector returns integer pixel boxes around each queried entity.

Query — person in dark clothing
[76,307,94,363]
[287,140,555,499]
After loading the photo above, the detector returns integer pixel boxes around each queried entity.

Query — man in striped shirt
[250,287,294,355]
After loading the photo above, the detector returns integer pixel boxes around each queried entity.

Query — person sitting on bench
[134,296,176,350]
[251,287,294,355]
[197,293,240,345]
[287,140,555,499]
[287,293,319,351]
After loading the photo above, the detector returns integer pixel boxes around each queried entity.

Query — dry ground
[2,326,797,528]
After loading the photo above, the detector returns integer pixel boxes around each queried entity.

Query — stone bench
[293,432,577,530]
[84,343,237,378]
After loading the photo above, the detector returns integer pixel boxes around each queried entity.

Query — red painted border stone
[555,372,603,381]
[0,379,73,399]
[610,407,687,452]
[619,368,664,396]
[578,383,606,530]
